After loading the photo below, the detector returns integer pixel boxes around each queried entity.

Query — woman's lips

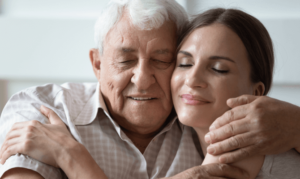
[180,94,210,105]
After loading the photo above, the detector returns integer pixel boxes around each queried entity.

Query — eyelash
[212,68,229,74]
[178,64,192,68]
[154,60,169,64]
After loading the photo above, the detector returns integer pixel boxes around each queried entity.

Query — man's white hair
[94,0,188,54]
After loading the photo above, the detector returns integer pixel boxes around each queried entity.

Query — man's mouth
[129,97,156,101]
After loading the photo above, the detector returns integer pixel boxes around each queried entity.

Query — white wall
[0,0,300,113]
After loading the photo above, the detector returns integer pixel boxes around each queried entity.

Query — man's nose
[184,67,208,89]
[131,60,156,90]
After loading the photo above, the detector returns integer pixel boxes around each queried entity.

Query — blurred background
[0,0,300,113]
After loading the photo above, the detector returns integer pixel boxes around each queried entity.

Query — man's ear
[252,82,265,96]
[89,48,101,79]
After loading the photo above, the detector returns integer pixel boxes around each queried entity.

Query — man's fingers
[207,132,255,156]
[40,105,64,126]
[218,145,257,164]
[210,105,249,131]
[206,118,250,144]
[227,95,258,108]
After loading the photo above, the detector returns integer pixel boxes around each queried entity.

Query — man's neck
[121,127,160,153]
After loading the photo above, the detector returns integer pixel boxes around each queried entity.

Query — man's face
[95,13,177,134]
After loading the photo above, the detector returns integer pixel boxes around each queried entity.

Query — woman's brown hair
[178,8,274,95]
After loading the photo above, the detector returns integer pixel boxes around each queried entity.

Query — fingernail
[209,125,215,131]
[204,134,211,144]
[207,146,215,154]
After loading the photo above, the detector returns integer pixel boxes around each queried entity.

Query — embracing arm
[161,163,250,179]
[1,168,43,179]
[0,106,108,179]
[203,152,264,179]
[205,95,300,163]
[57,141,108,179]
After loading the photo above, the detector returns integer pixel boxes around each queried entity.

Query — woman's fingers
[0,129,25,160]
[40,105,65,126]
[0,136,26,165]
[3,130,22,141]
[0,143,24,165]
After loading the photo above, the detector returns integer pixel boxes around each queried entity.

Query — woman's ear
[89,48,101,80]
[253,82,265,96]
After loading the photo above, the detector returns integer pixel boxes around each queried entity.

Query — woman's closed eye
[178,63,193,68]
[212,68,229,74]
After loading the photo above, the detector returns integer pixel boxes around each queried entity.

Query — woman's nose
[184,67,208,89]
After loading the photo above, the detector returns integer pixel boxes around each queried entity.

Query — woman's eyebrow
[209,56,235,63]
[178,50,192,57]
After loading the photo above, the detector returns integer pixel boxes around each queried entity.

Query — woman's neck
[193,127,210,156]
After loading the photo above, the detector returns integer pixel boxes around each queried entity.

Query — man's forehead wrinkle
[145,37,176,56]
[122,48,136,53]
[145,38,158,54]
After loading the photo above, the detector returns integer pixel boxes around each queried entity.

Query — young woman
[172,8,300,179]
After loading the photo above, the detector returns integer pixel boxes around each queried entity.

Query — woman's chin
[177,111,213,129]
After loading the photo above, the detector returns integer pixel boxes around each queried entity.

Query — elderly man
[1,0,300,179]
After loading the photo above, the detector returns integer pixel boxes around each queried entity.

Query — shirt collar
[73,83,106,125]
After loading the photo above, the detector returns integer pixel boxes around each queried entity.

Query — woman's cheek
[171,70,184,94]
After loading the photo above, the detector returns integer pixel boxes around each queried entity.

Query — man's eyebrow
[178,50,192,57]
[209,56,235,63]
[154,49,171,54]
[120,47,136,53]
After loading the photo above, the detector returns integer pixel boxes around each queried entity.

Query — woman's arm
[0,106,108,179]
[1,168,44,179]
[203,152,264,179]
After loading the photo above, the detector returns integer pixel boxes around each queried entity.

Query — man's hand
[0,105,77,167]
[164,163,249,179]
[204,95,300,163]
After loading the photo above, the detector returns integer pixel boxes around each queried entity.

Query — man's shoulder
[17,82,97,102]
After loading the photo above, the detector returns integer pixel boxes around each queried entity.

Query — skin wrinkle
[92,10,177,150]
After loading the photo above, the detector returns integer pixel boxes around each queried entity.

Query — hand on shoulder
[205,95,300,163]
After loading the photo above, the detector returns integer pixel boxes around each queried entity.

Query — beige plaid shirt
[0,83,202,179]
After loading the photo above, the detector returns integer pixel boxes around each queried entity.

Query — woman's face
[171,23,263,129]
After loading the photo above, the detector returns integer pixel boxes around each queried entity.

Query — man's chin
[119,114,168,133]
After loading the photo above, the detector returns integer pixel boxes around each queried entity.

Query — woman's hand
[0,105,77,167]
[205,95,300,163]
[0,106,108,179]
[163,163,249,179]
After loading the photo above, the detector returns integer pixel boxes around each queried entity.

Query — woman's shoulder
[256,149,300,179]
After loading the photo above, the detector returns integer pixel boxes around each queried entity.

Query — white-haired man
[1,0,300,179]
